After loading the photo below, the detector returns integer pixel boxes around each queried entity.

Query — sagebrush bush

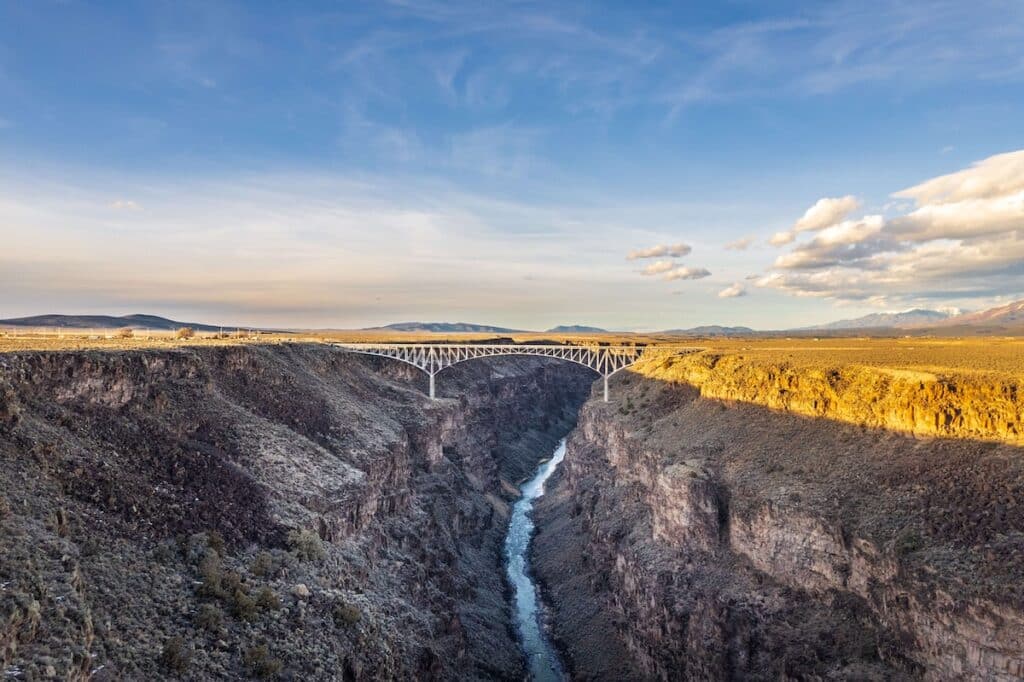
[206,530,226,554]
[250,551,275,577]
[197,603,224,633]
[116,327,134,339]
[243,645,283,679]
[175,327,196,339]
[159,636,190,674]
[255,586,280,611]
[232,588,258,621]
[287,529,325,562]
[332,601,361,627]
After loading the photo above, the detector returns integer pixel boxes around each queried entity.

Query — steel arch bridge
[334,343,691,401]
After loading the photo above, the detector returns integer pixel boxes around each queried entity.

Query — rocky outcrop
[0,344,592,680]
[637,351,1024,445]
[534,365,1024,681]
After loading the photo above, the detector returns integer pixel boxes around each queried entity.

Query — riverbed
[504,439,568,681]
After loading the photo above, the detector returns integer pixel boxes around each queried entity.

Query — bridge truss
[333,343,678,401]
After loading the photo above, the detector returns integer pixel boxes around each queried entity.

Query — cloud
[718,282,746,298]
[109,199,141,211]
[794,195,861,231]
[640,259,676,275]
[758,149,1024,307]
[663,266,711,281]
[626,243,691,260]
[724,236,753,250]
[769,230,796,246]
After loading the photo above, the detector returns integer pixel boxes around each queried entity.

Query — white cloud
[724,236,753,250]
[718,282,746,298]
[640,259,676,275]
[626,242,692,260]
[109,199,142,211]
[769,230,796,246]
[663,266,711,281]
[758,149,1024,307]
[794,195,861,232]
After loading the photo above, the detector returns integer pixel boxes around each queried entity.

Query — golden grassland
[2,328,1023,443]
[2,328,1024,377]
[632,338,1024,446]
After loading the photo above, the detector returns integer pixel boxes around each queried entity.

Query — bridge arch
[333,343,684,401]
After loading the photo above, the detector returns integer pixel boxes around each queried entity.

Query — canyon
[1,343,1023,680]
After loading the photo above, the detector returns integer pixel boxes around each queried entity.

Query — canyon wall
[535,356,1024,681]
[0,344,593,680]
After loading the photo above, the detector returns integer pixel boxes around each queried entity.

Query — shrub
[206,530,226,554]
[198,551,223,597]
[243,645,283,679]
[175,327,196,339]
[116,327,134,339]
[159,636,190,674]
[332,601,361,627]
[255,586,281,611]
[196,603,224,633]
[47,508,70,538]
[250,551,275,577]
[287,529,325,562]
[231,588,258,621]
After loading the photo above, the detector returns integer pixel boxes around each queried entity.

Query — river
[504,439,568,682]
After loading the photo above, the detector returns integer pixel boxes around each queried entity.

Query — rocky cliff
[0,344,593,680]
[534,356,1024,681]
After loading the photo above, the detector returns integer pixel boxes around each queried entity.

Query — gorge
[1,343,1022,680]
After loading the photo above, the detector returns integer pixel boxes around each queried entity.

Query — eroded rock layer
[534,364,1024,681]
[0,344,592,680]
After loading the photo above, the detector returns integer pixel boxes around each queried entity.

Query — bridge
[333,343,687,401]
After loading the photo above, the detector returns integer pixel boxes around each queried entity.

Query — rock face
[534,368,1024,681]
[0,344,593,680]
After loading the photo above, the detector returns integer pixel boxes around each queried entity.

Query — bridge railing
[333,343,701,401]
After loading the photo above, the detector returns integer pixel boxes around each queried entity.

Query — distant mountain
[368,322,524,333]
[661,325,755,337]
[805,309,952,331]
[0,314,224,332]
[546,325,607,333]
[933,299,1024,329]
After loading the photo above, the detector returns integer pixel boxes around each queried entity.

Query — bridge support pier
[429,373,436,400]
[603,374,609,402]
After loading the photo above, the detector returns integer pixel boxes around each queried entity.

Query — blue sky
[2,0,1023,329]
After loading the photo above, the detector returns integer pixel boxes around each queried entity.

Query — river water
[504,439,568,682]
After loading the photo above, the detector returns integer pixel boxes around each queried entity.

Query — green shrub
[206,530,226,554]
[250,551,275,577]
[159,636,190,674]
[332,601,361,627]
[255,586,280,611]
[196,603,224,633]
[287,529,325,562]
[231,588,258,621]
[198,552,223,597]
[243,645,283,679]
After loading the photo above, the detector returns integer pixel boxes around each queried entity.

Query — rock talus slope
[0,344,592,680]
[534,356,1024,681]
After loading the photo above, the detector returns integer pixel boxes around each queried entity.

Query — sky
[2,0,1023,330]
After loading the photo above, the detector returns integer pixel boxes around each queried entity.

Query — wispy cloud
[724,236,753,251]
[718,282,747,298]
[626,243,691,260]
[663,266,711,281]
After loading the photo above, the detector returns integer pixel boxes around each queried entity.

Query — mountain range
[0,314,225,332]
[802,309,954,330]
[6,299,1024,335]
